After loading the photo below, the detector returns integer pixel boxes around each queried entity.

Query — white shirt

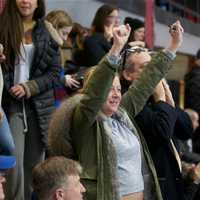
[109,117,144,197]
[14,43,34,84]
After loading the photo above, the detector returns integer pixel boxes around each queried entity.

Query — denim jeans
[0,108,15,155]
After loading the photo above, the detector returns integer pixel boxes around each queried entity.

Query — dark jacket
[2,19,60,144]
[135,101,198,200]
[185,66,200,153]
[82,32,111,67]
[185,67,200,114]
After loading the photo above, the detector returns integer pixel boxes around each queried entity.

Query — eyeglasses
[121,46,152,69]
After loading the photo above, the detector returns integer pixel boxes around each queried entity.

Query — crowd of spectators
[0,0,200,200]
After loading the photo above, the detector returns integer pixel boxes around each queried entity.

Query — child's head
[46,10,73,42]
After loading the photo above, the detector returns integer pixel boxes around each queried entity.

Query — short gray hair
[32,156,82,200]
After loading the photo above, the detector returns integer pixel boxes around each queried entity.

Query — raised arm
[73,25,131,127]
[121,21,183,117]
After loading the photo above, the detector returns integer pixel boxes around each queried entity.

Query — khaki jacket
[49,51,173,200]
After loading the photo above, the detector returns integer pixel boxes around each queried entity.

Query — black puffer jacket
[82,32,112,67]
[2,19,60,145]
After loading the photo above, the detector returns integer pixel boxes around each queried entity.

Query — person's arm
[135,80,177,145]
[121,20,183,117]
[72,25,131,128]
[135,101,177,146]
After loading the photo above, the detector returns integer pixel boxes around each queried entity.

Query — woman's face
[105,9,120,27]
[16,0,38,21]
[58,26,72,42]
[134,27,145,41]
[102,76,122,117]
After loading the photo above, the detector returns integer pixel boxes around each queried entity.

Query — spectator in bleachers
[48,21,183,200]
[32,156,86,200]
[68,22,91,66]
[46,10,73,66]
[123,17,145,48]
[45,10,80,107]
[120,44,200,199]
[135,79,200,200]
[82,4,120,67]
[185,49,200,154]
[0,0,60,199]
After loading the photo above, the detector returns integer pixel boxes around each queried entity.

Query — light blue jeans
[0,108,15,155]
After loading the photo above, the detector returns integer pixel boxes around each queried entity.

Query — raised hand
[162,79,175,107]
[109,24,131,56]
[167,20,184,53]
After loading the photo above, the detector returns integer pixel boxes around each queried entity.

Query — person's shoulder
[44,20,63,46]
[33,19,49,38]
[85,32,105,43]
[33,19,59,51]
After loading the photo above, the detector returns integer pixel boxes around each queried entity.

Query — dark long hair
[91,4,118,33]
[0,0,46,69]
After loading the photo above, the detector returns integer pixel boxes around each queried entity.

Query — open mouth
[109,100,119,106]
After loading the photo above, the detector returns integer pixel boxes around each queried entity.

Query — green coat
[49,51,173,200]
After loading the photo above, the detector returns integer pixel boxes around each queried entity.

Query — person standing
[45,10,81,107]
[124,17,145,46]
[49,21,183,200]
[0,0,60,199]
[82,4,120,67]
